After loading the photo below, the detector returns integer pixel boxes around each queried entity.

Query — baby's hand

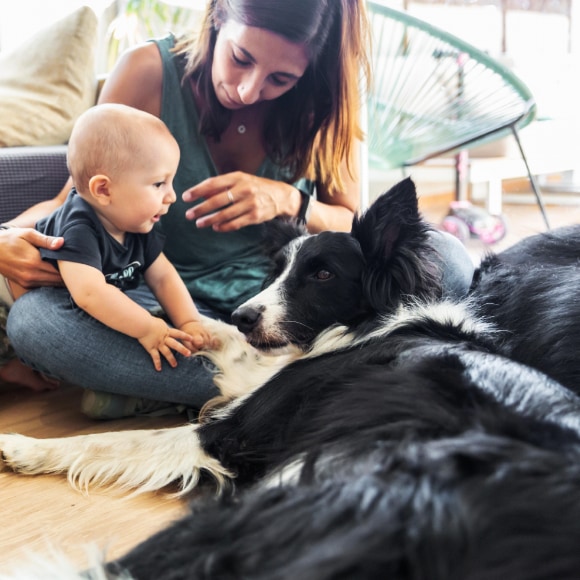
[138,317,194,371]
[180,320,221,351]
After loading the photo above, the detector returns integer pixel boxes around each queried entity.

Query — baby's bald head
[67,104,178,194]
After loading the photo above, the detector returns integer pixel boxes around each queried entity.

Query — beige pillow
[0,6,98,147]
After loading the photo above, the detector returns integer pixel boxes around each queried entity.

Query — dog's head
[232,178,442,351]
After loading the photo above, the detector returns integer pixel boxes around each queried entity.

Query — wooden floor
[0,385,188,572]
[1,186,579,573]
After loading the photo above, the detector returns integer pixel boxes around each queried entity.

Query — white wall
[0,1,113,52]
[0,0,209,54]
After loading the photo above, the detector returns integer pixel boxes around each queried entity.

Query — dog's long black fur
[109,178,580,579]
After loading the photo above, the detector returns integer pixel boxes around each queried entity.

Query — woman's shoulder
[149,34,177,55]
[98,42,164,116]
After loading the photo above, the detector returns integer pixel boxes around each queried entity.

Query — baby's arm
[144,253,218,350]
[58,260,195,371]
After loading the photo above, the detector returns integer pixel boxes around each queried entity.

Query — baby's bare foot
[0,359,59,392]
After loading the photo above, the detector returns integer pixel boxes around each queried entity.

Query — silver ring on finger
[227,190,235,205]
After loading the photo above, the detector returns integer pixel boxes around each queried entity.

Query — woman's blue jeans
[6,230,473,407]
[428,230,475,299]
[6,286,220,408]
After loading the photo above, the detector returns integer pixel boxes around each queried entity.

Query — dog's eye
[315,270,333,281]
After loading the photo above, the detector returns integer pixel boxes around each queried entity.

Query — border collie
[4,178,580,579]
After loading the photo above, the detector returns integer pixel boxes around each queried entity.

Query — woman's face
[212,20,309,108]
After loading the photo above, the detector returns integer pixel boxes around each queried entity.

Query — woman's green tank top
[153,36,308,316]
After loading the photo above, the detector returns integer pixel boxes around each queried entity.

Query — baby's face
[104,134,180,236]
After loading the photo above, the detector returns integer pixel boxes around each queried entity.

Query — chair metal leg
[511,125,551,230]
[454,150,469,202]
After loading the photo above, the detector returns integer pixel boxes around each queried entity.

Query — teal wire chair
[365,1,550,228]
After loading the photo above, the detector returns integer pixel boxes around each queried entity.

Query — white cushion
[0,6,98,147]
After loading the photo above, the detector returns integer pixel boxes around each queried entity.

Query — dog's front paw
[0,433,50,474]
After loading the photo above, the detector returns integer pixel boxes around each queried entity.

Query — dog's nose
[232,305,263,334]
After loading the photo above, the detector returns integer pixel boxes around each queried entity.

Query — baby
[1,104,216,390]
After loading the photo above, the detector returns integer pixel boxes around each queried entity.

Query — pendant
[237,124,247,135]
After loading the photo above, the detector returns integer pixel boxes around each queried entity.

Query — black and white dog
[4,178,580,579]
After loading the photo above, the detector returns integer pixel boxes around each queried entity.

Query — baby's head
[67,104,181,237]
[67,104,179,196]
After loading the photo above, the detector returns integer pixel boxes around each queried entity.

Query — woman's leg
[428,230,475,299]
[0,303,13,368]
[6,287,220,409]
[0,302,58,391]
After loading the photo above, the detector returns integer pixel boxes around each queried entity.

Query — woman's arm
[6,181,70,229]
[0,180,69,287]
[307,142,362,232]
[0,227,64,289]
[182,140,361,234]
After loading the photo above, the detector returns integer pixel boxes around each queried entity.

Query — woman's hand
[182,172,301,232]
[0,227,64,288]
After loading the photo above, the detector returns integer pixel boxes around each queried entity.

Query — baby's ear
[87,175,112,205]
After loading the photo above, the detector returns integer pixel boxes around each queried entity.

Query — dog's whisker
[282,319,315,331]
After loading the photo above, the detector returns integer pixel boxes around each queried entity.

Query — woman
[1,0,473,416]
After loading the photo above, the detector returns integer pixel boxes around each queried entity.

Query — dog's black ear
[262,218,306,259]
[352,177,422,258]
[351,177,441,310]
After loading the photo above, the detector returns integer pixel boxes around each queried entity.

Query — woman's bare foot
[0,359,59,392]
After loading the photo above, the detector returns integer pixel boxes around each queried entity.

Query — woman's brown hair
[175,0,370,195]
